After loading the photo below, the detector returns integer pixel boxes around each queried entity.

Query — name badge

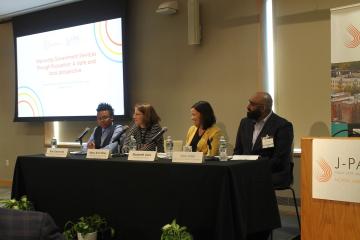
[128,151,157,161]
[262,135,274,149]
[172,151,203,163]
[86,149,110,159]
[45,148,69,158]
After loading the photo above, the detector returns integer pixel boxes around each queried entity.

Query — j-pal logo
[316,159,332,182]
[345,24,360,48]
[317,157,360,182]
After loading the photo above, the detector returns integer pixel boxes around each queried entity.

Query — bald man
[234,92,294,187]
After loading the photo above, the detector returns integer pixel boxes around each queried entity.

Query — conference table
[11,154,281,240]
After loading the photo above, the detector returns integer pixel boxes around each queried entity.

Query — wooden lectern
[301,137,360,239]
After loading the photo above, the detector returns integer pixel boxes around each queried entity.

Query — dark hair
[96,103,114,117]
[191,101,216,129]
[135,103,161,128]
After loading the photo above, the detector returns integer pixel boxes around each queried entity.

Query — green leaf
[63,214,110,237]
[160,219,192,240]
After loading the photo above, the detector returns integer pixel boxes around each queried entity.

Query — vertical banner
[313,139,360,203]
[331,4,360,136]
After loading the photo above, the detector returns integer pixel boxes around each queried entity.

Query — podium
[301,137,360,239]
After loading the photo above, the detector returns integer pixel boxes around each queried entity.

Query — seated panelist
[233,92,294,187]
[86,103,124,154]
[185,101,222,156]
[123,103,164,152]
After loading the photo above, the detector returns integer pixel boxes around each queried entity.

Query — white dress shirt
[252,111,273,148]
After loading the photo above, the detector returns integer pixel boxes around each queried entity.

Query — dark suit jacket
[233,113,294,187]
[0,208,64,240]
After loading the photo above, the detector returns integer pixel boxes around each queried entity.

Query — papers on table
[157,153,167,159]
[231,155,259,161]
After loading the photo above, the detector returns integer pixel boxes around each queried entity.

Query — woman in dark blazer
[123,103,164,152]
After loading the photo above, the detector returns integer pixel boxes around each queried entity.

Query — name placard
[128,151,157,161]
[45,148,69,158]
[172,151,203,163]
[86,149,110,159]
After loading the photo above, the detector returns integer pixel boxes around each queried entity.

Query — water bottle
[50,137,57,149]
[219,136,227,161]
[165,136,173,159]
[129,135,137,151]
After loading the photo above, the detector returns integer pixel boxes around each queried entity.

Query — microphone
[148,127,168,143]
[75,127,90,145]
[112,125,129,143]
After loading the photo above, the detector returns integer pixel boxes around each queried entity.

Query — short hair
[135,103,161,128]
[191,101,216,129]
[96,103,114,117]
[260,92,273,111]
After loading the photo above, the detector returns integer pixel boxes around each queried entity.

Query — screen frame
[348,123,360,137]
[13,0,130,122]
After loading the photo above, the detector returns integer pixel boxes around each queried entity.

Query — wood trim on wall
[0,179,12,187]
[44,122,53,147]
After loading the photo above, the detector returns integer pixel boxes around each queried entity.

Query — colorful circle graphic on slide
[18,86,44,117]
[94,18,123,63]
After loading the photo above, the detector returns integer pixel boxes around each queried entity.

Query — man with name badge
[233,92,294,187]
[86,103,124,154]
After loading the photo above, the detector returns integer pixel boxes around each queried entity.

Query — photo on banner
[331,4,360,136]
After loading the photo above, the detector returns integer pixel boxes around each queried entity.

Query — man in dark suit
[234,91,294,187]
[0,207,65,240]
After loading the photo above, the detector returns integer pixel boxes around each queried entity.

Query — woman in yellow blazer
[185,101,222,156]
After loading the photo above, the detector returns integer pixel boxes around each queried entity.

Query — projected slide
[16,18,124,118]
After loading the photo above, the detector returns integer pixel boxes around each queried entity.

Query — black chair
[271,161,300,240]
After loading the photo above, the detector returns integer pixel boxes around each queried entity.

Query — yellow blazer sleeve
[195,125,222,156]
[208,127,222,156]
[185,126,197,146]
[185,125,222,156]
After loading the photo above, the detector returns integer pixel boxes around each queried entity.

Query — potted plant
[63,214,114,240]
[0,195,34,210]
[161,219,192,240]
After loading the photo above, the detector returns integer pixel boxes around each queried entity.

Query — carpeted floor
[272,205,301,240]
